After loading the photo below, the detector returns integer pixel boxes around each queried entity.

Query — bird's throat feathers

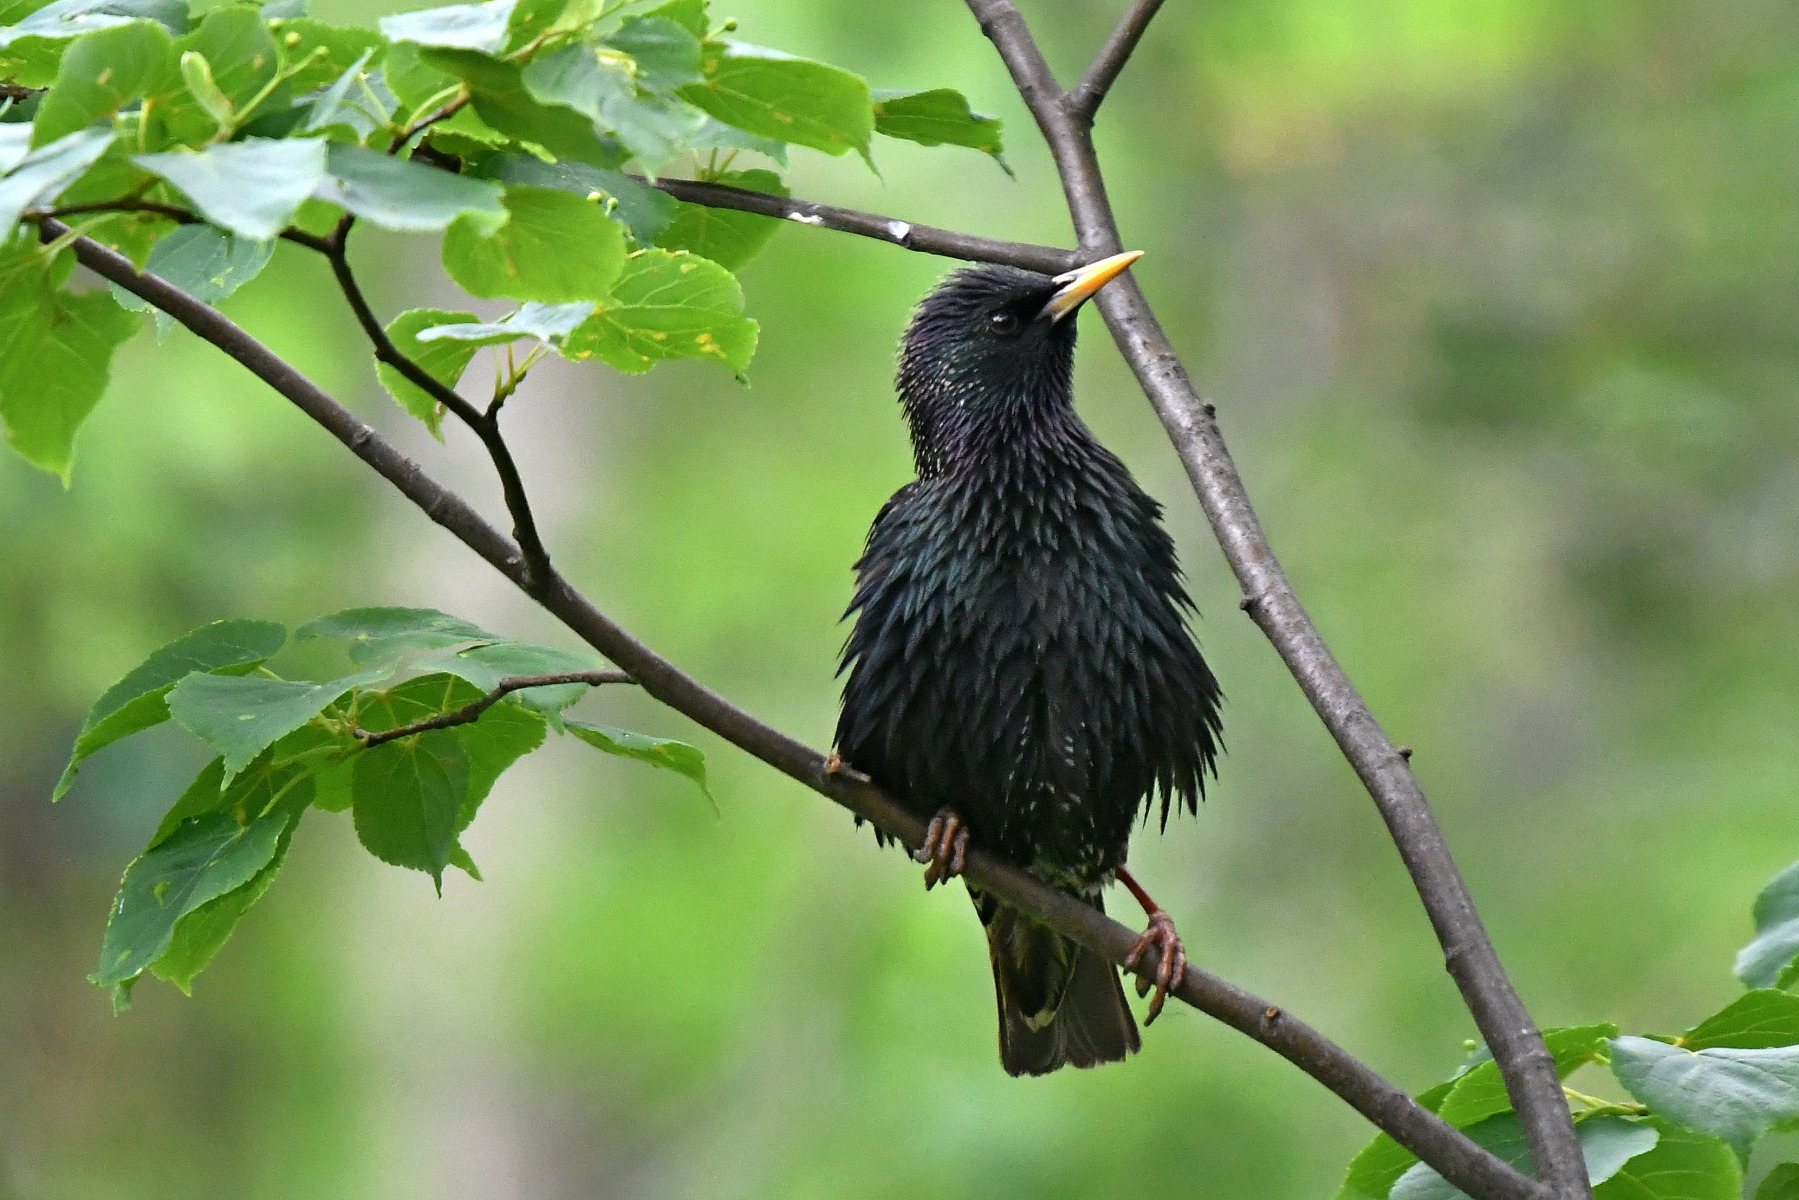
[896,266,1081,480]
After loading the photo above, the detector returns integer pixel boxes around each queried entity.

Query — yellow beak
[1040,250,1144,323]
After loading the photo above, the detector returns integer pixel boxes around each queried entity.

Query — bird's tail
[976,890,1140,1076]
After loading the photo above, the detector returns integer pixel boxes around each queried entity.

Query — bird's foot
[1123,909,1187,1026]
[913,808,969,890]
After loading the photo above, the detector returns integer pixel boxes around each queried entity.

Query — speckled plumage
[835,264,1223,1074]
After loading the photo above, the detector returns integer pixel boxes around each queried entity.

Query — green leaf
[690,114,787,165]
[503,0,565,48]
[566,718,709,800]
[457,696,544,825]
[314,142,503,232]
[1336,1081,1456,1200]
[376,308,480,436]
[872,87,1007,171]
[604,14,701,92]
[1392,1114,1658,1200]
[157,4,286,143]
[0,233,139,482]
[151,815,293,993]
[178,50,232,130]
[471,152,676,244]
[412,638,601,720]
[521,40,701,172]
[1610,1034,1799,1157]
[30,20,171,144]
[1,0,185,50]
[1594,1120,1741,1200]
[134,137,328,240]
[1683,991,1799,1050]
[380,39,452,111]
[0,125,28,172]
[272,18,385,94]
[679,40,872,158]
[380,0,515,54]
[0,123,115,230]
[1739,861,1799,989]
[110,222,274,340]
[354,670,482,730]
[1436,1024,1620,1128]
[149,731,332,848]
[416,300,593,350]
[56,618,285,800]
[91,808,291,986]
[300,45,373,132]
[423,47,623,167]
[442,183,626,302]
[655,166,784,269]
[295,605,495,664]
[645,0,706,38]
[1758,1163,1799,1200]
[0,34,65,87]
[167,665,392,779]
[352,726,468,887]
[562,247,756,374]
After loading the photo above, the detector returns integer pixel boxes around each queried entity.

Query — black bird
[834,252,1223,1076]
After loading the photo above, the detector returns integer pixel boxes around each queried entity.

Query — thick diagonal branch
[961,3,1589,1197]
[53,221,1540,1200]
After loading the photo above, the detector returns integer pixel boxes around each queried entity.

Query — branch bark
[317,214,554,587]
[356,669,634,746]
[1069,0,1170,118]
[641,176,1079,274]
[960,2,1591,1196]
[49,220,1546,1200]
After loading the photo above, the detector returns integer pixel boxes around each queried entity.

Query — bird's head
[896,252,1142,474]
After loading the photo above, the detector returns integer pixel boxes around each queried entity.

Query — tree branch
[641,176,1079,275]
[313,214,555,587]
[24,199,198,224]
[1069,0,1170,118]
[50,219,1544,1200]
[356,669,633,746]
[961,2,1591,1197]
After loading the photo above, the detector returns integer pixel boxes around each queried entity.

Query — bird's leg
[913,808,970,890]
[1117,865,1187,1025]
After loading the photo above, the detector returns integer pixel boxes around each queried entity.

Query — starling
[834,252,1224,1076]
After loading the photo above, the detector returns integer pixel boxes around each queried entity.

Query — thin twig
[642,176,1079,275]
[961,2,1590,1197]
[51,219,1538,1200]
[395,92,470,153]
[356,669,634,746]
[311,214,555,588]
[1069,0,1170,118]
[23,199,198,224]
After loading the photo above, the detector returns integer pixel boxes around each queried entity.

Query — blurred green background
[6,0,1799,1196]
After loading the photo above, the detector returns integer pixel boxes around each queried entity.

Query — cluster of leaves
[59,607,708,1010]
[1340,861,1799,1200]
[0,0,1008,477]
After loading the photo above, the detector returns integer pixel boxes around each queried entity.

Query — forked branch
[960,2,1590,1197]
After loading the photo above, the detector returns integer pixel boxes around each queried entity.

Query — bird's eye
[989,311,1019,335]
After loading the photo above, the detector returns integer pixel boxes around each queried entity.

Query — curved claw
[913,808,970,890]
[1122,909,1186,1025]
